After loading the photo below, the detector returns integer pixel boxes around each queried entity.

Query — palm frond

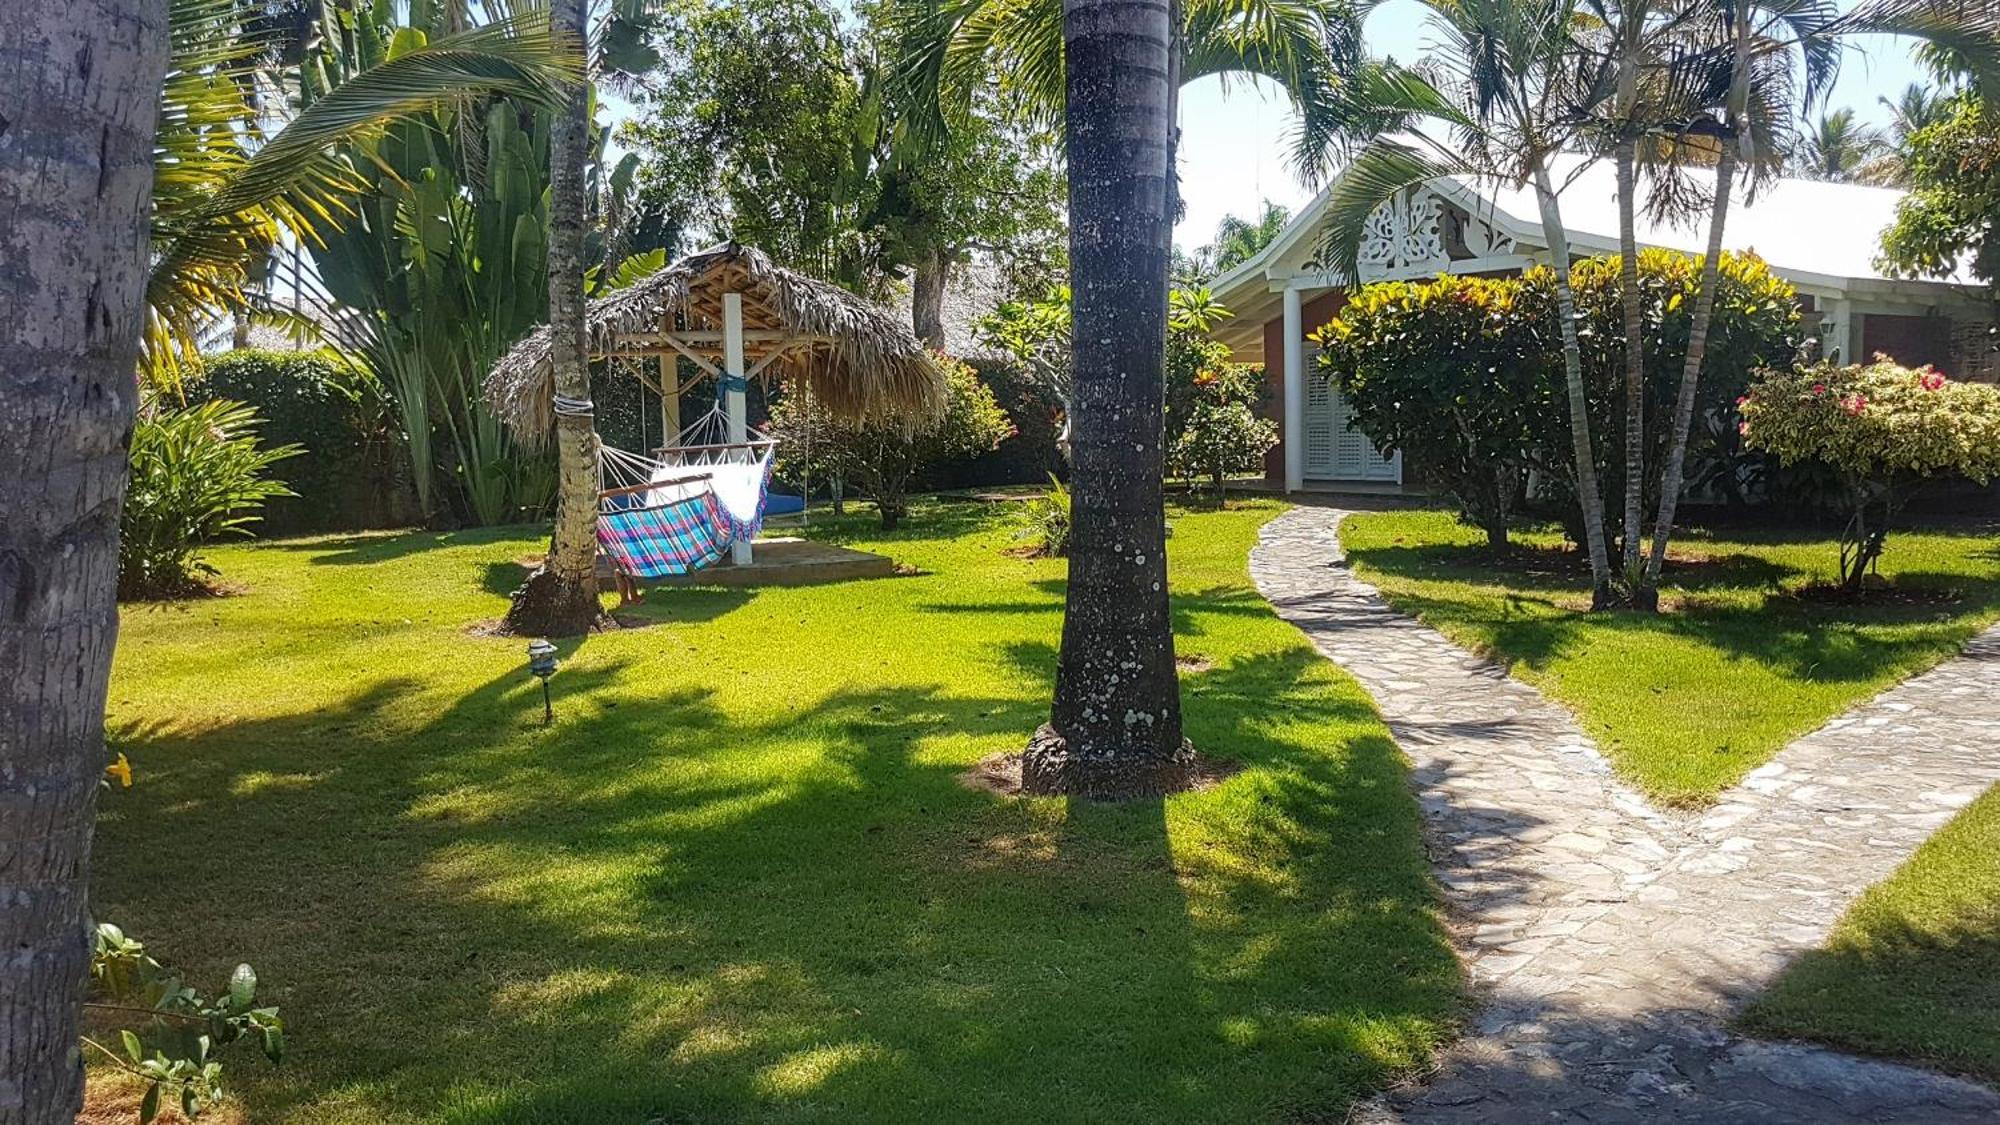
[1313,138,1469,281]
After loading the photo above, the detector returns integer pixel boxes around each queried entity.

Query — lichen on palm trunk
[1029,0,1190,800]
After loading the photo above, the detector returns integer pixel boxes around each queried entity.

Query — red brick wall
[1258,290,1348,486]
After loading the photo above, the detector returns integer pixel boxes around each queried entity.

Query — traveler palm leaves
[147,0,574,382]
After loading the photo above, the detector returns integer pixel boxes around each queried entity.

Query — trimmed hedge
[195,349,420,533]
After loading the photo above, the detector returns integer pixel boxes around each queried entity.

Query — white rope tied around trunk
[553,394,595,418]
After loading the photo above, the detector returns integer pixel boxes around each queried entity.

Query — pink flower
[1843,393,1869,415]
[1735,395,1750,406]
[1811,382,1827,396]
[1738,421,1751,436]
[1920,371,1947,391]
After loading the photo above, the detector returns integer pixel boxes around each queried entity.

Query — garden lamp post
[527,639,559,724]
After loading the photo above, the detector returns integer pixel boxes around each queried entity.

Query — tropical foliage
[145,0,574,383]
[119,399,300,600]
[1880,92,2000,294]
[85,923,283,1124]
[1016,474,1074,557]
[196,348,409,532]
[1175,201,1292,285]
[624,0,1067,337]
[1318,251,1802,549]
[768,354,1014,529]
[1164,292,1275,497]
[1739,360,2000,592]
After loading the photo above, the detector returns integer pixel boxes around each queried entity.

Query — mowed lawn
[1339,509,2000,804]
[94,499,1459,1125]
[1745,786,2000,1082]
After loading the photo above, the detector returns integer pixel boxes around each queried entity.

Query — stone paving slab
[1247,506,2000,1124]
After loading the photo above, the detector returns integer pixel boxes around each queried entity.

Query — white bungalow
[1208,156,1998,493]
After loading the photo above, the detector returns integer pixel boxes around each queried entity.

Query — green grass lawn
[94,499,1459,1125]
[1338,510,2000,803]
[1744,787,2000,1082]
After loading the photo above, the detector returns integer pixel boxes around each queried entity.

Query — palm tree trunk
[910,246,949,349]
[1643,144,1736,600]
[1532,164,1615,608]
[503,0,600,637]
[1640,10,1752,605]
[1023,0,1193,798]
[1,4,169,1122]
[1616,135,1645,582]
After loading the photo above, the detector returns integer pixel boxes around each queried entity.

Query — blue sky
[1172,1,1932,249]
[604,0,1937,254]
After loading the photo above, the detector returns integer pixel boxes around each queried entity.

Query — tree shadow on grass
[1344,538,2000,687]
[94,633,1459,1124]
[1742,913,2000,1085]
[264,524,539,566]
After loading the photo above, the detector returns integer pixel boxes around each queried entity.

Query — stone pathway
[1247,505,2000,1124]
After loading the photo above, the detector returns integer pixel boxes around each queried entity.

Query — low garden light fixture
[527,639,559,724]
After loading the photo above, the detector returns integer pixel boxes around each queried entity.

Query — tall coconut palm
[500,0,661,636]
[1,3,169,1122]
[1016,0,1195,797]
[901,0,1362,790]
[1791,105,1888,179]
[1319,0,1618,606]
[503,0,602,637]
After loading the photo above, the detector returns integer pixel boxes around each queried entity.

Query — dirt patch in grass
[81,1074,248,1125]
[1176,654,1215,673]
[958,749,1243,798]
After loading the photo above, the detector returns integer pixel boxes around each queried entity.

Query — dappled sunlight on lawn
[95,499,1458,1125]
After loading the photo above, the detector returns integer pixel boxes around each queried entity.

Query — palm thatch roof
[486,243,946,446]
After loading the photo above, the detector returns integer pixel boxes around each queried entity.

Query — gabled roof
[1213,152,1977,306]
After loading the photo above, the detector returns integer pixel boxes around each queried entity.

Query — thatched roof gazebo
[485,243,946,449]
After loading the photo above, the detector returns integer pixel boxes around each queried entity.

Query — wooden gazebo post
[722,291,752,565]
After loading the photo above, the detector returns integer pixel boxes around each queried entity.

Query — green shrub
[1016,474,1072,557]
[1317,274,1542,546]
[1740,360,2000,591]
[195,349,414,532]
[979,285,1274,495]
[770,354,1014,530]
[1166,289,1276,497]
[87,923,284,1122]
[1537,250,1805,531]
[1318,250,1803,548]
[120,399,300,599]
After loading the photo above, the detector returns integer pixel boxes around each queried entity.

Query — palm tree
[1210,200,1294,273]
[1883,80,1948,143]
[1791,106,1889,180]
[1019,0,1196,797]
[1639,0,2000,606]
[1319,0,1618,607]
[904,0,1360,790]
[1866,80,1949,184]
[1,4,168,1122]
[145,0,574,384]
[504,0,603,637]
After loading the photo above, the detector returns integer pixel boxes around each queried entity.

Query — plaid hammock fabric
[597,494,731,578]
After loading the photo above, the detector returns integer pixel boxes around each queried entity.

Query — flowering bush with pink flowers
[1739,359,2000,591]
